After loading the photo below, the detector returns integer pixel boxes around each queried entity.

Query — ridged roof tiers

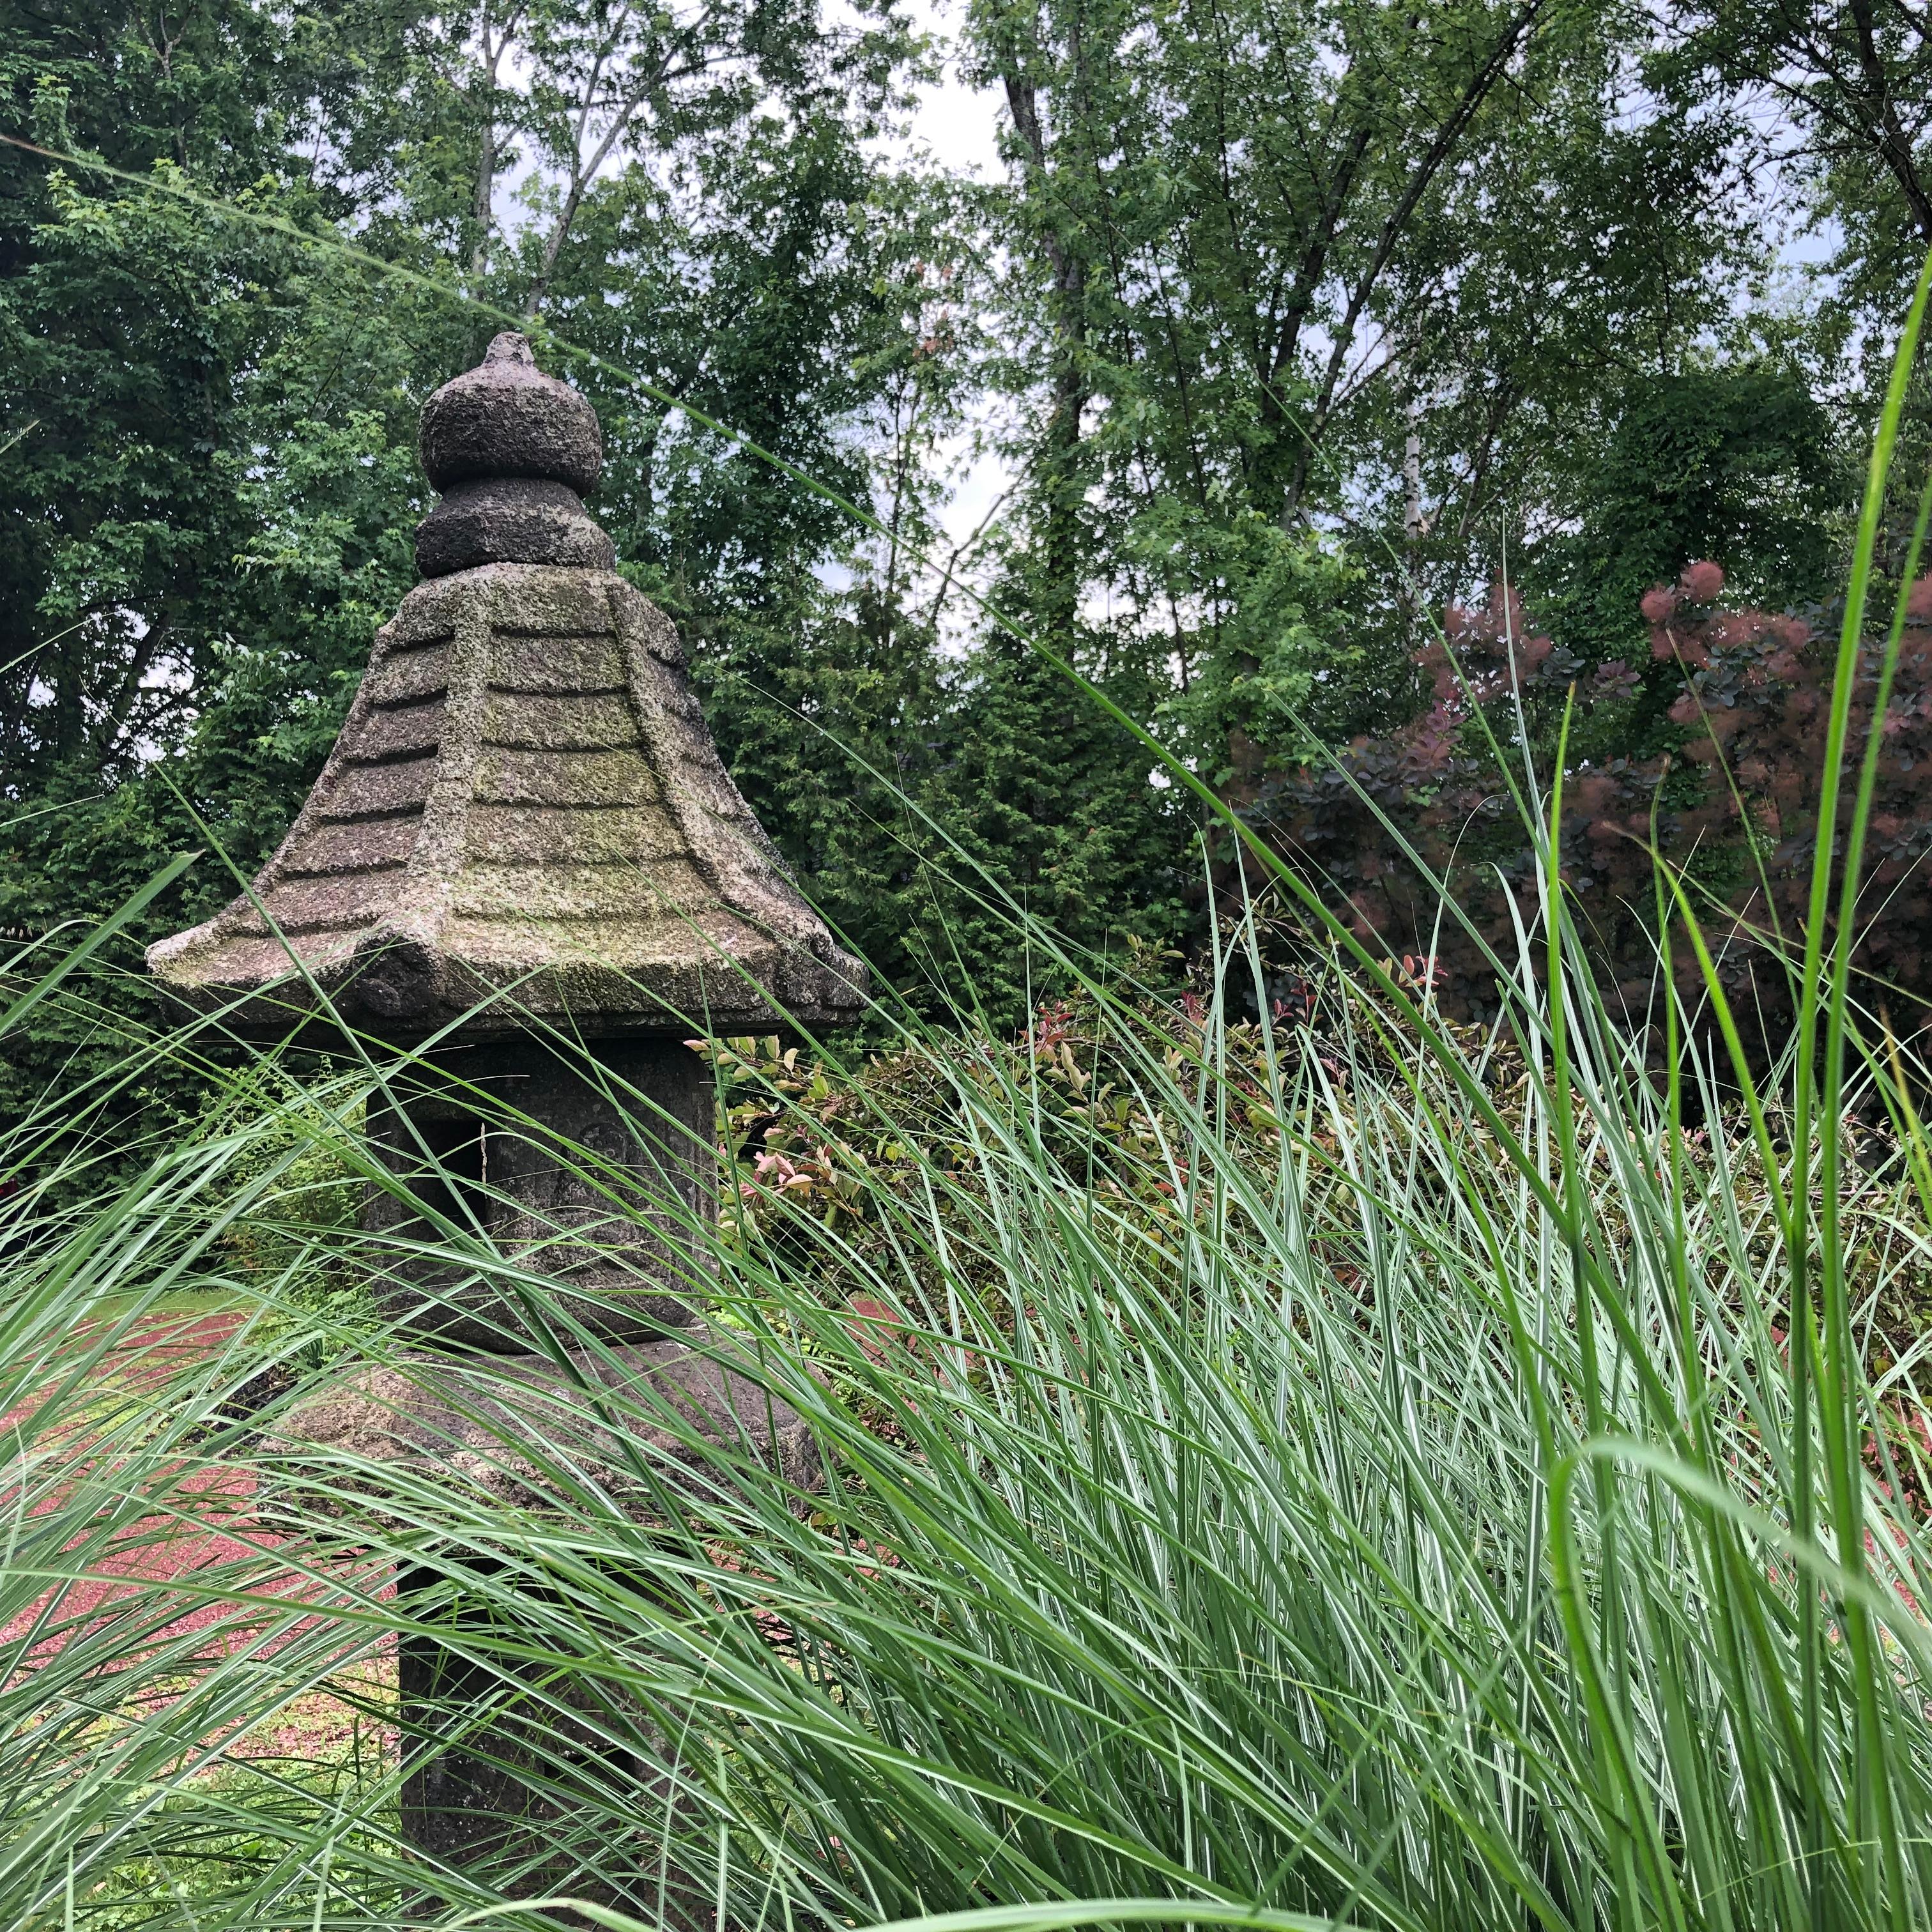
[147,333,866,1038]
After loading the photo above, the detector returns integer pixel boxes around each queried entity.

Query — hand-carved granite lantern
[148,332,864,1907]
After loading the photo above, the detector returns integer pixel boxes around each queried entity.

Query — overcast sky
[907,0,1004,180]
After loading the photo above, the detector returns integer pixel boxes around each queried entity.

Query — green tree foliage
[0,4,438,1142]
[0,0,950,1135]
[1526,365,1844,668]
[698,575,1188,1027]
[3,0,1929,1122]
[1663,0,1932,326]
[965,0,1548,792]
[956,0,1812,802]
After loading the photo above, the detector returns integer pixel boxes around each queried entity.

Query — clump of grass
[5,252,1932,1932]
[8,867,1932,1930]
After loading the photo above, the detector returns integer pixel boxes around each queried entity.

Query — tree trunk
[1848,0,1932,241]
[468,10,524,279]
[1001,62,1090,641]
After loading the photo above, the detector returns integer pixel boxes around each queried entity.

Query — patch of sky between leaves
[480,0,1015,644]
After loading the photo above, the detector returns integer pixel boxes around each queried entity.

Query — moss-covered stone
[149,335,865,1041]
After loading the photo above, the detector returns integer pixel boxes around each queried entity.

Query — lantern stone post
[148,332,864,1908]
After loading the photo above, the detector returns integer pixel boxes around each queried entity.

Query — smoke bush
[1258,564,1932,1043]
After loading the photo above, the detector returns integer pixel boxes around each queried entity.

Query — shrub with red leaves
[1256,565,1932,1050]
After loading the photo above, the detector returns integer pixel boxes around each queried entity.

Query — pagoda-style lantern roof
[149,333,864,1039]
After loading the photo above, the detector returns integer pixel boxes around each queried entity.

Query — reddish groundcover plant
[1257,566,1932,1053]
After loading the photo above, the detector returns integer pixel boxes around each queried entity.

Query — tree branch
[1282,0,1548,519]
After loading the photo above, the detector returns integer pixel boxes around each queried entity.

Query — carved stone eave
[147,562,866,1038]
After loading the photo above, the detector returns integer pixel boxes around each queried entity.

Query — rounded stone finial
[415,332,616,578]
[419,332,602,493]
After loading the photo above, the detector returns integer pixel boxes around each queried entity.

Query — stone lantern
[148,332,864,1906]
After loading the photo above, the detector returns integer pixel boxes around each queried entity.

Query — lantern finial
[414,331,615,578]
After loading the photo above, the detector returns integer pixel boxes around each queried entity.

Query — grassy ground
[8,942,1932,1931]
